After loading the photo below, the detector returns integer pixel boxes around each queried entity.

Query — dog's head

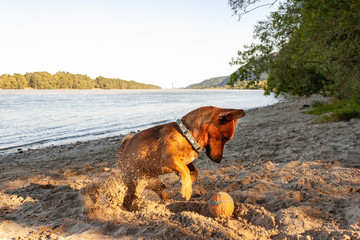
[203,108,245,163]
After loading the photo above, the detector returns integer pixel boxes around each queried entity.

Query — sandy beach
[1,96,359,239]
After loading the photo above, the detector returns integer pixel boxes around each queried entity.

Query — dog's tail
[117,134,134,156]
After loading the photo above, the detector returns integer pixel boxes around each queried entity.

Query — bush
[304,99,360,122]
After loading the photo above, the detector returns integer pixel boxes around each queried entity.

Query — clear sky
[0,0,276,88]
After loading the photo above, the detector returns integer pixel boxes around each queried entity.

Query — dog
[117,106,245,210]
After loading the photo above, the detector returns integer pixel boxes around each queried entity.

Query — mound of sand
[1,96,359,239]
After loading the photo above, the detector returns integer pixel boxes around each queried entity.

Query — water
[0,89,278,153]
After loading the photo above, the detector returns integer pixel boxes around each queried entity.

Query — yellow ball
[208,192,234,218]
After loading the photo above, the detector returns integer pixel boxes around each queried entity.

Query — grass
[304,98,360,123]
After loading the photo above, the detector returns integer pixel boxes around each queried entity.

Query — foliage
[95,76,160,89]
[185,76,228,89]
[228,0,276,18]
[0,72,160,90]
[0,74,27,89]
[304,99,360,122]
[228,0,360,103]
[233,80,267,89]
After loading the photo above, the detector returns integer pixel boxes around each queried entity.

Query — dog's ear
[218,109,245,123]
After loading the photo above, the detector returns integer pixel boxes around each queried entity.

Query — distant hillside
[185,72,267,89]
[185,76,228,89]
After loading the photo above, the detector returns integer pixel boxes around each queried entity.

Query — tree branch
[240,1,278,17]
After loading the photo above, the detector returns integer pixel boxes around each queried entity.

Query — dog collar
[176,119,204,153]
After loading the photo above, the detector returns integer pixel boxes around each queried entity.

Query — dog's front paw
[160,190,172,200]
[180,178,192,200]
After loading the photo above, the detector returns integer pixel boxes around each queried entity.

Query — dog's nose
[211,156,222,163]
[212,158,222,163]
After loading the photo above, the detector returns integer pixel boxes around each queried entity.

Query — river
[0,89,279,153]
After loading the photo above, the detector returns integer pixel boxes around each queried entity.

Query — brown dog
[117,106,245,209]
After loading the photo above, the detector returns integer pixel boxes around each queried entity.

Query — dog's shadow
[166,200,212,218]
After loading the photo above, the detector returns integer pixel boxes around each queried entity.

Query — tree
[228,0,360,102]
[0,72,161,89]
[29,72,54,89]
[0,73,27,89]
[54,71,72,89]
[0,74,13,89]
[13,73,27,88]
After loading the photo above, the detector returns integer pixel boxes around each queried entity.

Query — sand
[0,95,359,239]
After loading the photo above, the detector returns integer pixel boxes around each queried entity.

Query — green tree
[0,74,14,89]
[54,72,73,88]
[24,73,32,87]
[1,72,160,89]
[0,73,27,89]
[13,73,27,88]
[72,74,94,89]
[94,77,160,89]
[228,0,360,102]
[29,72,54,89]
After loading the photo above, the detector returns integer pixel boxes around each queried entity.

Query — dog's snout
[206,146,222,163]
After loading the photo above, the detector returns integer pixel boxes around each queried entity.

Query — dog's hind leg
[117,134,134,156]
[147,177,171,200]
[122,175,138,210]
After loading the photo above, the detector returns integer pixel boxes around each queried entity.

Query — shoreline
[0,89,277,156]
[1,95,359,239]
[0,135,127,157]
[0,89,280,156]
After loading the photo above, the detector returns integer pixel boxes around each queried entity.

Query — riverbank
[1,96,359,239]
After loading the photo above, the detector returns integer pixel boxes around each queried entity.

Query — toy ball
[208,192,234,218]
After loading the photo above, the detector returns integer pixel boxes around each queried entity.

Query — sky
[0,0,276,88]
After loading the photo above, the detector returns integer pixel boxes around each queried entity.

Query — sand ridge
[0,96,359,239]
